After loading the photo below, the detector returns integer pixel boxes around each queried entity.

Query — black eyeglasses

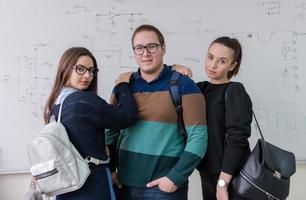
[133,43,162,55]
[72,64,99,76]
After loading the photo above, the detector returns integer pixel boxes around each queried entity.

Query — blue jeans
[119,182,188,200]
[56,166,116,200]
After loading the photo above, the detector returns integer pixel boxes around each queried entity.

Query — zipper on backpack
[34,168,59,180]
[240,172,280,200]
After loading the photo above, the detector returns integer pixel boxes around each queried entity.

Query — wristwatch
[217,178,229,188]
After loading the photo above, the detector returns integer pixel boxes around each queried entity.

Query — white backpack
[27,95,90,196]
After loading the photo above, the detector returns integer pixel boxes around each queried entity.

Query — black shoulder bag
[231,110,296,200]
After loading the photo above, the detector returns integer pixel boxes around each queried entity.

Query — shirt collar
[133,64,171,83]
[55,87,78,105]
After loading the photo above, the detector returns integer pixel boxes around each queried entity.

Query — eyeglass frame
[133,43,163,55]
[72,64,99,76]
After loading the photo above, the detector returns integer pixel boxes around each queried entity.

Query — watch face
[218,179,226,187]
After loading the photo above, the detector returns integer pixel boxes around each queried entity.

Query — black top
[196,81,252,176]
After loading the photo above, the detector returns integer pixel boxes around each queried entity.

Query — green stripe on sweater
[119,120,207,157]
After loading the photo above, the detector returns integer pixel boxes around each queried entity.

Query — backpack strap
[85,156,110,165]
[168,71,187,142]
[57,100,65,122]
[56,88,77,122]
[225,83,281,175]
[56,89,110,165]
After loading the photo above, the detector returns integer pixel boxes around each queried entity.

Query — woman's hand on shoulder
[115,71,133,85]
[172,64,193,77]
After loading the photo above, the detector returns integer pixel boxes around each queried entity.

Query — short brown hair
[131,24,165,47]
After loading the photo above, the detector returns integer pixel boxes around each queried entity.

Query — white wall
[0,165,305,200]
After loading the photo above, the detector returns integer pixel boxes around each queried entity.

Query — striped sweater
[106,65,208,188]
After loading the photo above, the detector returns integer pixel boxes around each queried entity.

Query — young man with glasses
[106,24,208,200]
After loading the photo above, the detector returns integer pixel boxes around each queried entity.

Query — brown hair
[43,47,98,123]
[131,24,165,47]
[210,36,242,79]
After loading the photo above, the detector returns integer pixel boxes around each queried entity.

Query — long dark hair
[43,47,98,123]
[210,36,242,79]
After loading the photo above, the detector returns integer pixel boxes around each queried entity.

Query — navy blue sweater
[50,83,138,161]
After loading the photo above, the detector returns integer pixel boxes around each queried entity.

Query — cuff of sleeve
[167,167,186,188]
[113,82,129,93]
[221,147,247,175]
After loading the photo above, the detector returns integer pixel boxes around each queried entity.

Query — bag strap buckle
[85,156,110,165]
[273,170,281,179]
[175,105,183,113]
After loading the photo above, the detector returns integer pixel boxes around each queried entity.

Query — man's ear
[162,44,166,55]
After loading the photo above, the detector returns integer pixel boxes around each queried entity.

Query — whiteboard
[1,0,306,173]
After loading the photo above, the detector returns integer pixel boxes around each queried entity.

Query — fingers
[173,64,193,77]
[187,69,193,77]
[115,71,134,85]
[146,178,161,188]
[112,172,122,189]
[115,179,122,189]
[182,71,192,77]
[182,69,193,77]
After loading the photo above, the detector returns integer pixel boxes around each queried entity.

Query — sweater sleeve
[167,78,208,187]
[104,83,137,172]
[66,83,138,130]
[222,82,252,175]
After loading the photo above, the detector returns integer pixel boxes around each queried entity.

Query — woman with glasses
[43,47,138,200]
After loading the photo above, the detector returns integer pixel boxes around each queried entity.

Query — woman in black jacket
[174,37,252,200]
[43,47,138,200]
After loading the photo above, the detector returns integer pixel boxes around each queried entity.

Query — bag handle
[224,83,264,140]
[225,83,280,177]
[253,111,282,177]
[252,111,265,140]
